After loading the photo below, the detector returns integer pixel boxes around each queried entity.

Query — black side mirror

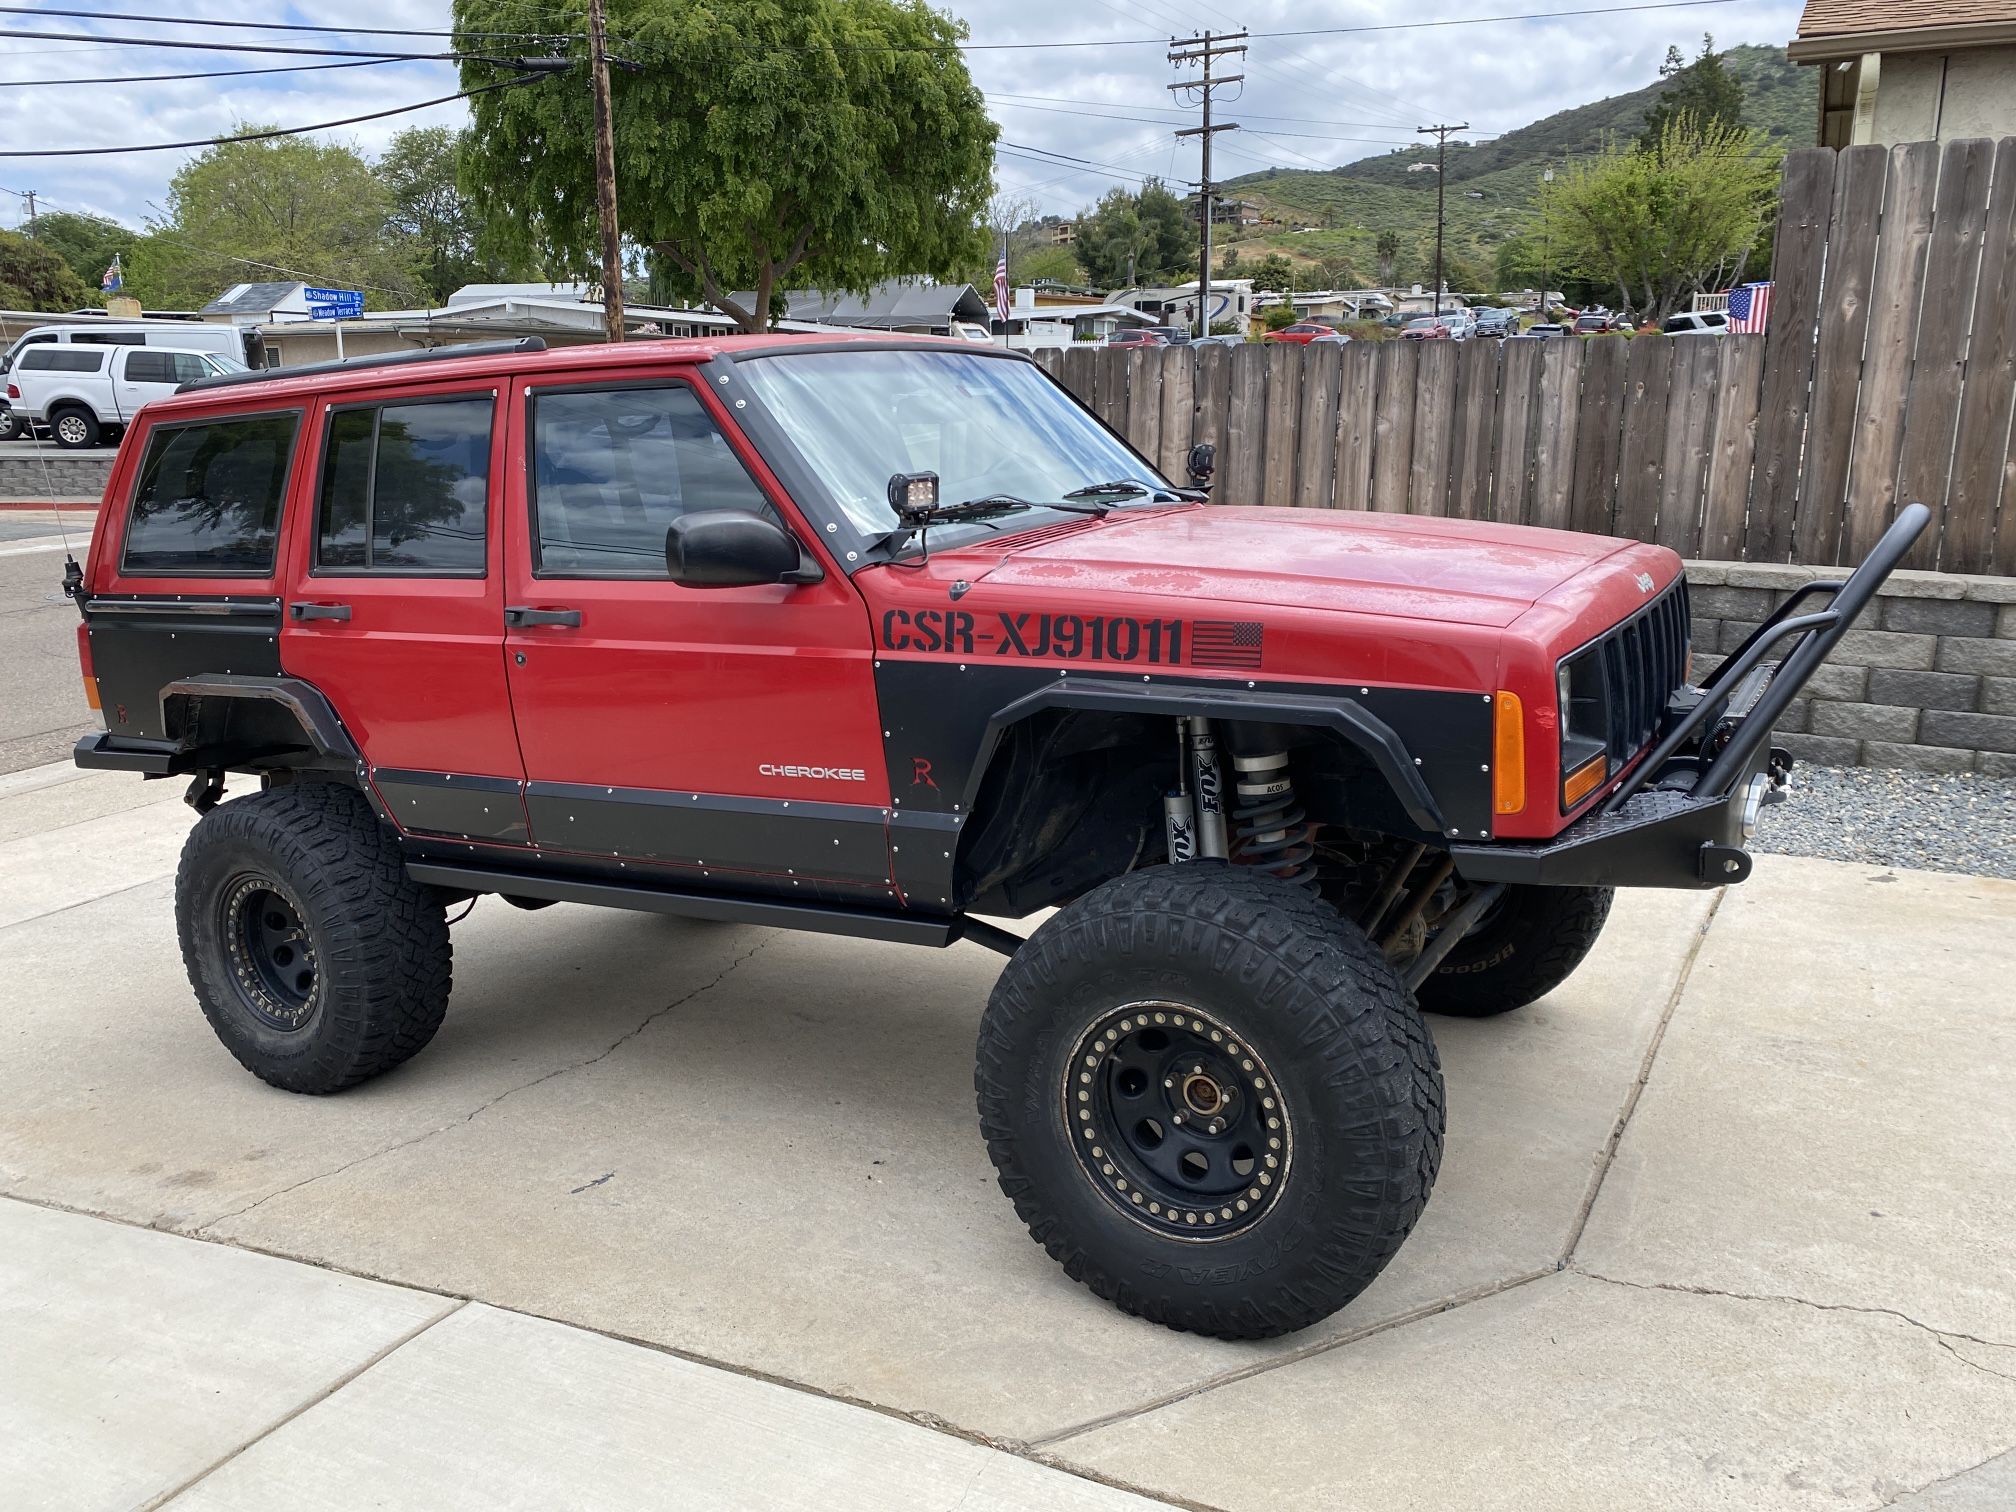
[1186,442,1216,487]
[665,511,819,588]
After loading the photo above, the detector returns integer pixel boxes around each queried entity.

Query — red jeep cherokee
[66,333,1922,1339]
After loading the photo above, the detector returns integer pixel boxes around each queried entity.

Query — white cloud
[1,0,1807,237]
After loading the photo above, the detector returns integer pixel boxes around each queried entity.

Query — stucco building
[1793,0,2016,146]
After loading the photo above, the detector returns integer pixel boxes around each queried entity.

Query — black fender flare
[157,674,361,766]
[966,676,1447,834]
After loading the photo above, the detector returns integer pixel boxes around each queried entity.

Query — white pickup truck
[5,344,246,448]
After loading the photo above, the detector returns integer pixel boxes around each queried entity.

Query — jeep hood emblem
[1635,572,1656,593]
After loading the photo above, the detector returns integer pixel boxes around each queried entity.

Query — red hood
[939,506,1641,629]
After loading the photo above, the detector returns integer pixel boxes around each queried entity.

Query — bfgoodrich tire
[175,781,451,1093]
[1415,884,1613,1018]
[976,862,1444,1340]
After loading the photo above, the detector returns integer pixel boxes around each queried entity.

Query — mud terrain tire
[175,782,451,1093]
[1416,884,1613,1018]
[976,862,1443,1340]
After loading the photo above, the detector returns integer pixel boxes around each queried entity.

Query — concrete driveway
[2,764,2012,1510]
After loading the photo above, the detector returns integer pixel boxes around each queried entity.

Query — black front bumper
[1450,502,1931,891]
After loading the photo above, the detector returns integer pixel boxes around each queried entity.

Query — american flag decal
[1189,620,1265,670]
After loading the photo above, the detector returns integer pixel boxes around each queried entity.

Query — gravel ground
[1753,764,2016,881]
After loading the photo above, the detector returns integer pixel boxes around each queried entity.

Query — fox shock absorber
[1229,750,1319,888]
[1188,717,1230,859]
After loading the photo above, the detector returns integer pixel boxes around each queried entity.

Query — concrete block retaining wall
[1687,561,2016,777]
[0,453,114,500]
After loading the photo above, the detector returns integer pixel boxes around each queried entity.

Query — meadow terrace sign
[303,288,364,321]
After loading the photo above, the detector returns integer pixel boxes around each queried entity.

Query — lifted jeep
[66,334,1925,1340]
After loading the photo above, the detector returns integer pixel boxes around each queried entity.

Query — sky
[0,0,1807,247]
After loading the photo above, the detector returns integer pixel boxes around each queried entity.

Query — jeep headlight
[1558,649,1608,809]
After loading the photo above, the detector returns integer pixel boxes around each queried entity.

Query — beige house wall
[1871,45,2016,143]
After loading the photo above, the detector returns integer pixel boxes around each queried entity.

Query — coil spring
[1228,751,1318,888]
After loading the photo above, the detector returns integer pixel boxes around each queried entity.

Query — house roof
[1790,0,2016,57]
[754,281,992,329]
[200,281,305,316]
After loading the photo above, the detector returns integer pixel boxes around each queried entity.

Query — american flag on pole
[993,245,1010,327]
[1727,281,1772,334]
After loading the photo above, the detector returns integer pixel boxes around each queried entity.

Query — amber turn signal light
[1562,751,1608,808]
[1492,691,1525,815]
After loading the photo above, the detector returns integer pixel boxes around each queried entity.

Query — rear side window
[315,397,492,574]
[20,348,106,373]
[530,384,776,577]
[124,351,175,383]
[122,412,300,576]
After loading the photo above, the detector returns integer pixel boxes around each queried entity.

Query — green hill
[1215,44,1811,290]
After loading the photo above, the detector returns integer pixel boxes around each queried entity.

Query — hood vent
[969,517,1108,552]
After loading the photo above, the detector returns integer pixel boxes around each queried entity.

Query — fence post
[1529,339,1581,532]
[1262,343,1302,504]
[1448,340,1499,521]
[1369,342,1418,513]
[1333,341,1380,512]
[1656,334,1717,556]
[1223,343,1268,505]
[1295,342,1344,508]
[1158,349,1196,484]
[1946,137,2016,575]
[1569,336,1628,536]
[1409,341,1458,517]
[1748,147,1836,560]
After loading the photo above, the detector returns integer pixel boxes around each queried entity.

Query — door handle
[289,602,351,622]
[504,605,583,629]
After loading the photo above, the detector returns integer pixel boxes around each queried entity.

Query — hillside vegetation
[1215,43,1810,290]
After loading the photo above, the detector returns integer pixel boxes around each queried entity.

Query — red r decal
[912,757,937,789]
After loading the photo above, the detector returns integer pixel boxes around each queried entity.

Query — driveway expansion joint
[191,937,776,1236]
[1572,1268,2016,1380]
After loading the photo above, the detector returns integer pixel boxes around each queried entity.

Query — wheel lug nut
[1172,1113,1185,1124]
[1163,1078,1174,1088]
[1208,1120,1222,1134]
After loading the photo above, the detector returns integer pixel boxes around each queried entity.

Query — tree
[1074,180,1194,288]
[1641,36,1744,152]
[1247,253,1295,291]
[380,126,517,305]
[1262,301,1298,331]
[1374,229,1401,286]
[25,211,134,296]
[455,0,996,332]
[1494,234,1546,291]
[1543,114,1780,321]
[127,129,422,309]
[0,229,90,311]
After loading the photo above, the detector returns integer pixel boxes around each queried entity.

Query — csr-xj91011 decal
[881,609,1266,671]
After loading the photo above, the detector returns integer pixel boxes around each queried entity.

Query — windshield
[733,348,1170,536]
[202,353,249,375]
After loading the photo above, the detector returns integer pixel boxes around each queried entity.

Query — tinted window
[123,351,175,384]
[122,413,299,575]
[316,398,492,573]
[20,348,107,372]
[532,385,774,576]
[72,332,148,345]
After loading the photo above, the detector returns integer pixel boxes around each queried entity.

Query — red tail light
[5,383,18,400]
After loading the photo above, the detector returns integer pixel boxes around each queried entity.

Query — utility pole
[587,0,625,343]
[1540,164,1554,317]
[1169,31,1245,340]
[23,190,36,228]
[1417,123,1468,317]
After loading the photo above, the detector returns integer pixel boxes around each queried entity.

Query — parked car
[1472,308,1517,339]
[1103,329,1168,348]
[1308,331,1352,344]
[1138,325,1193,345]
[1264,322,1336,345]
[1663,310,1731,337]
[1572,313,1617,336]
[67,330,1926,1342]
[1516,323,1569,340]
[1193,332,1247,347]
[6,344,246,449]
[1,319,257,378]
[1400,315,1466,341]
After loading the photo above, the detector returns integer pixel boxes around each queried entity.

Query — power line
[1170,30,1246,338]
[0,75,548,157]
[0,7,565,40]
[1256,0,1738,38]
[5,30,457,60]
[0,57,421,89]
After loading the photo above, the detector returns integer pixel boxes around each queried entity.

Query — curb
[0,500,99,512]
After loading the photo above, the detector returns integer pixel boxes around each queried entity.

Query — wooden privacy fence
[1031,138,2016,573]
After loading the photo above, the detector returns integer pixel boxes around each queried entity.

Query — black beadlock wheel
[175,781,452,1094]
[976,862,1445,1340]
[1415,883,1614,1018]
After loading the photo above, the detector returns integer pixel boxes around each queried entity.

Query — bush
[1342,320,1389,341]
[1262,303,1298,332]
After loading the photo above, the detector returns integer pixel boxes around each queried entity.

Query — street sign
[303,287,364,320]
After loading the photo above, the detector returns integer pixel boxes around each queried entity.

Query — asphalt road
[0,517,98,774]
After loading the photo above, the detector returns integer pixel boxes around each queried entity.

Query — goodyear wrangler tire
[975,862,1444,1340]
[174,782,452,1094]
[1416,884,1613,1018]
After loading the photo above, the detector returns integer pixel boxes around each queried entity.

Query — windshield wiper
[1064,480,1159,500]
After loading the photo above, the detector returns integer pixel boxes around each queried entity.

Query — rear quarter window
[121,411,301,576]
[20,348,107,373]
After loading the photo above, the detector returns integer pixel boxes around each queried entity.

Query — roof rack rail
[177,337,549,394]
